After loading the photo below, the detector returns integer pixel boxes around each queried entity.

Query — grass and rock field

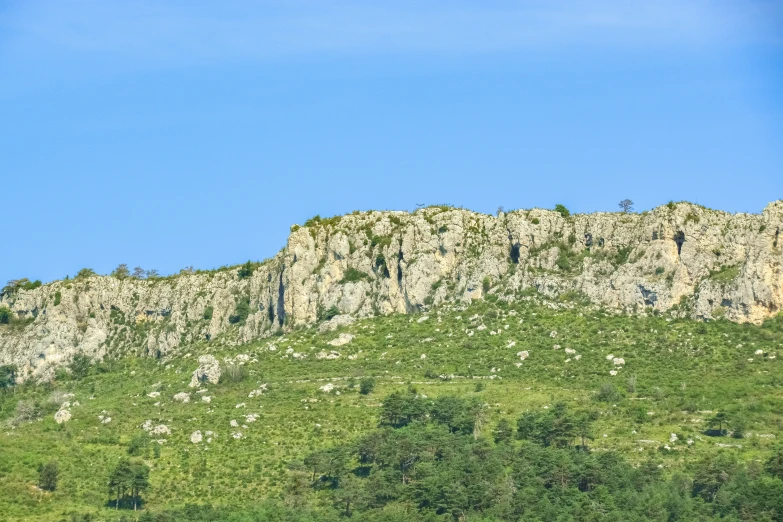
[2,292,783,521]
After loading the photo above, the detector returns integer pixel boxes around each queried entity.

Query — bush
[0,306,12,325]
[482,276,491,294]
[221,363,247,384]
[596,383,623,402]
[229,298,251,325]
[128,433,150,456]
[53,291,62,306]
[0,365,16,391]
[554,204,570,218]
[339,268,370,284]
[203,306,214,321]
[321,306,340,321]
[237,261,256,280]
[359,377,376,395]
[69,353,92,380]
[531,218,540,225]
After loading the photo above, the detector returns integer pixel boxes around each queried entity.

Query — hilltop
[2,201,782,382]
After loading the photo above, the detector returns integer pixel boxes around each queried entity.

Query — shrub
[221,363,247,384]
[53,291,62,306]
[531,218,540,225]
[304,215,321,227]
[229,298,251,325]
[0,306,12,325]
[128,433,150,456]
[554,204,570,218]
[339,268,370,284]
[319,306,340,321]
[69,353,91,380]
[359,377,376,395]
[237,261,256,280]
[203,306,214,321]
[482,276,491,294]
[596,383,623,402]
[0,365,17,391]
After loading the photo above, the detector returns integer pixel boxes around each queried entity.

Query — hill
[2,201,783,382]
[2,292,783,521]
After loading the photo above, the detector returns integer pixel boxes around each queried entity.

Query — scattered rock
[173,392,190,403]
[316,351,341,360]
[190,430,203,444]
[318,314,355,333]
[327,333,354,347]
[54,408,71,424]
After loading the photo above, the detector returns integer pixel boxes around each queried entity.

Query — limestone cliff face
[2,202,782,380]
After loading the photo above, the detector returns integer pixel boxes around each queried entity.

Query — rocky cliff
[2,201,782,380]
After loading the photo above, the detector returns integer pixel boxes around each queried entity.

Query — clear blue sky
[1,1,782,284]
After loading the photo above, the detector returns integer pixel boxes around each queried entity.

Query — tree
[38,461,59,491]
[109,459,150,510]
[359,377,376,395]
[237,261,255,280]
[333,474,369,516]
[128,433,150,456]
[111,264,130,279]
[379,389,429,428]
[619,199,634,213]
[765,446,783,479]
[707,411,729,436]
[492,418,513,444]
[145,269,159,279]
[132,267,145,279]
[129,461,150,511]
[76,268,96,279]
[554,204,570,218]
[0,365,16,392]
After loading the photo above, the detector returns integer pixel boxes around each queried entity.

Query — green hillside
[2,291,783,521]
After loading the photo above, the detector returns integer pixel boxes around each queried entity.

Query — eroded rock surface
[3,202,783,380]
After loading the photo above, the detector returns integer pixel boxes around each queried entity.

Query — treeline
[121,389,783,522]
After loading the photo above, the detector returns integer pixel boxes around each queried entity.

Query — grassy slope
[1,294,782,521]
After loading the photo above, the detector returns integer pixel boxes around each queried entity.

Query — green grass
[1,294,783,520]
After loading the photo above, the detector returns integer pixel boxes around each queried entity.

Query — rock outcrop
[2,201,782,380]
[189,355,221,388]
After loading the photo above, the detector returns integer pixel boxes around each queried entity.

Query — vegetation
[339,268,370,284]
[0,306,12,325]
[228,297,251,325]
[111,264,130,279]
[358,376,376,395]
[236,261,258,280]
[554,204,570,218]
[619,199,634,213]
[2,275,783,520]
[0,365,16,392]
[37,461,58,492]
[69,353,92,380]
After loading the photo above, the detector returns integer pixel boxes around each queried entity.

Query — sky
[1,0,782,284]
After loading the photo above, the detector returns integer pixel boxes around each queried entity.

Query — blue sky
[1,1,782,284]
